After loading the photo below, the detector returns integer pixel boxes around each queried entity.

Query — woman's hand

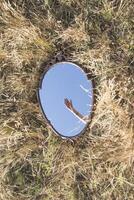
[64,98,74,111]
[64,98,88,124]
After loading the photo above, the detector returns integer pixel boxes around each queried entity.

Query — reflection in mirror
[38,62,93,138]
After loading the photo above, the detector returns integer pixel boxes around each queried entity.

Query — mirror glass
[38,62,93,138]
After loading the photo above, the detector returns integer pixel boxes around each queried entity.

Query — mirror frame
[37,62,95,139]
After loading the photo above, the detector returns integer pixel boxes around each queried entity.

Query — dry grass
[0,0,134,200]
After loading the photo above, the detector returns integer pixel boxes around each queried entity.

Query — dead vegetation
[0,0,134,200]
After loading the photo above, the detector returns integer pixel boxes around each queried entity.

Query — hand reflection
[64,98,88,124]
[64,98,73,111]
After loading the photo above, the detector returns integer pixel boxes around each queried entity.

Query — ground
[0,0,134,200]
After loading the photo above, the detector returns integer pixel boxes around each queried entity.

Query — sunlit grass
[0,0,134,200]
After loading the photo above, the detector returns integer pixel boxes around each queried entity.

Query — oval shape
[38,62,94,138]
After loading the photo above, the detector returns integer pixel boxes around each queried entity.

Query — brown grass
[0,0,134,200]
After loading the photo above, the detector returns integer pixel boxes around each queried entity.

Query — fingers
[64,98,73,110]
[64,98,69,107]
[64,98,69,105]
[64,98,67,104]
[70,99,73,107]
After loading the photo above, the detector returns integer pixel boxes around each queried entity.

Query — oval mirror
[38,62,94,138]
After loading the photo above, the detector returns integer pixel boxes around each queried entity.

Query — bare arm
[64,98,87,124]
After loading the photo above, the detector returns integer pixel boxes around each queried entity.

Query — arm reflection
[64,98,89,124]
